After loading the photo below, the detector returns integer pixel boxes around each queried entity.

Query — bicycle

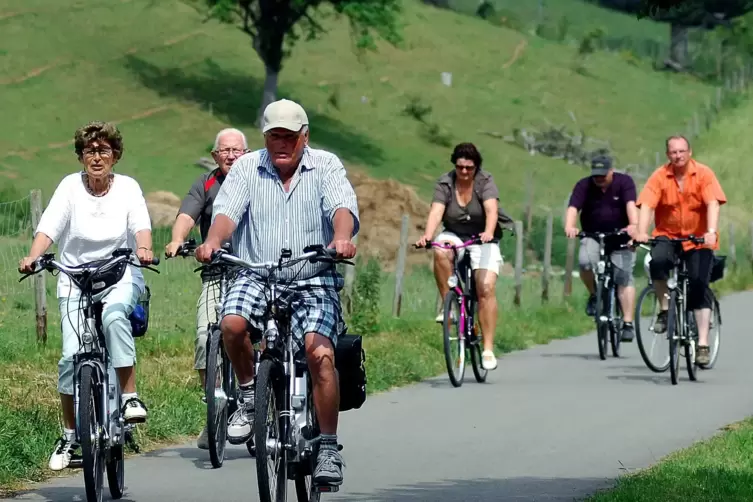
[167,238,255,467]
[636,236,724,384]
[414,236,489,388]
[19,248,159,502]
[576,230,631,360]
[208,244,365,502]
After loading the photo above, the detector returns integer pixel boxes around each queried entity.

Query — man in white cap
[196,98,359,487]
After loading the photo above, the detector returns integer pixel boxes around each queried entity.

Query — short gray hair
[213,128,248,151]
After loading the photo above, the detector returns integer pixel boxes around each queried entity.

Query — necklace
[82,172,113,197]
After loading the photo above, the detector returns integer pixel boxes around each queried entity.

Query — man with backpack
[165,127,248,449]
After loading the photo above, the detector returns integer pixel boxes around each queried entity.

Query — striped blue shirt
[211,146,360,283]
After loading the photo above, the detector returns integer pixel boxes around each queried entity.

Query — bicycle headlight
[667,277,678,290]
[597,261,606,274]
[82,332,94,344]
[447,275,458,288]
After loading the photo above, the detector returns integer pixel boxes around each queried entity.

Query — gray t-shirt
[432,169,501,241]
[178,168,225,281]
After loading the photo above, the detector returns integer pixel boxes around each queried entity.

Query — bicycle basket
[710,255,726,283]
[70,259,128,295]
[129,286,151,338]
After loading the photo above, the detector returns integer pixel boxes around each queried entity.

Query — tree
[597,0,753,68]
[204,0,402,126]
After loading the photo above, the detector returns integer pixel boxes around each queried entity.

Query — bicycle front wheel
[255,358,287,502]
[294,374,320,502]
[667,291,680,385]
[594,279,608,360]
[635,285,670,373]
[609,287,622,358]
[79,365,105,502]
[442,290,465,387]
[205,326,228,468]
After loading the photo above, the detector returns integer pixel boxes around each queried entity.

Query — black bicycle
[576,231,630,360]
[168,238,255,467]
[414,236,488,387]
[639,236,724,385]
[208,244,366,502]
[19,249,159,502]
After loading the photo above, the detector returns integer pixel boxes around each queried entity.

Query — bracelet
[138,246,151,251]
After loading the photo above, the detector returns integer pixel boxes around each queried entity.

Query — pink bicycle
[415,236,488,387]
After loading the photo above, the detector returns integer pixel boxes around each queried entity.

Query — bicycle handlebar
[576,230,628,240]
[166,238,198,259]
[642,235,706,246]
[18,248,160,284]
[412,236,484,250]
[208,244,350,273]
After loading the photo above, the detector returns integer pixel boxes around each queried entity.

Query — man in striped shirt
[195,99,359,486]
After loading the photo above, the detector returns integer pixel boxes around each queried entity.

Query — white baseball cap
[262,99,309,133]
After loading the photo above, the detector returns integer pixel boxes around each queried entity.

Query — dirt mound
[347,169,431,271]
[145,191,180,228]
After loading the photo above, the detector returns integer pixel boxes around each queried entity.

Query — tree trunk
[256,66,279,128]
[669,23,689,68]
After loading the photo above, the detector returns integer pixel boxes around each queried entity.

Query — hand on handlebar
[635,232,650,244]
[136,247,155,265]
[164,241,182,258]
[478,231,494,243]
[328,237,356,259]
[18,256,37,274]
[564,227,579,239]
[415,234,431,249]
[195,241,220,264]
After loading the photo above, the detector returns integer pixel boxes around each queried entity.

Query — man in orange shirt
[635,135,726,365]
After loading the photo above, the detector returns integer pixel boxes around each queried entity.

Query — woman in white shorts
[415,142,504,371]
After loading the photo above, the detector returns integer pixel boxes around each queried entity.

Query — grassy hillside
[0,0,717,216]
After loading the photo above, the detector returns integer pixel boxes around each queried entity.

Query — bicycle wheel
[594,279,609,360]
[294,373,321,502]
[205,326,228,468]
[106,376,125,500]
[442,290,466,387]
[699,293,722,370]
[468,301,488,383]
[609,286,622,358]
[255,358,287,502]
[79,365,105,502]
[667,291,680,385]
[635,285,670,373]
[685,324,698,382]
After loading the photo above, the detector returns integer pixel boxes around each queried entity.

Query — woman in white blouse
[18,121,155,471]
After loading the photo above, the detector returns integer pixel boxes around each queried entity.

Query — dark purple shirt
[568,172,636,232]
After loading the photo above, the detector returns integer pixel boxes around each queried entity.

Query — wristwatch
[707,228,716,234]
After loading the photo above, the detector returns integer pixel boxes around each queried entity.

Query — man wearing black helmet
[564,155,639,342]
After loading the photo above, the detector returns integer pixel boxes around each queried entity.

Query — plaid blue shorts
[221,269,346,352]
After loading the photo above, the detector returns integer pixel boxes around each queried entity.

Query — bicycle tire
[255,358,287,502]
[667,291,680,385]
[468,300,488,383]
[205,326,228,468]
[635,285,670,373]
[79,364,105,502]
[594,279,608,360]
[106,377,125,500]
[699,294,722,370]
[442,290,465,387]
[294,373,321,502]
[685,330,698,382]
[609,286,622,358]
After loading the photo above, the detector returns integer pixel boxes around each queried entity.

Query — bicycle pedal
[314,484,340,493]
[68,455,83,469]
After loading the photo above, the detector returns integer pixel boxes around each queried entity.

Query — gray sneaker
[314,448,345,486]
[227,398,253,445]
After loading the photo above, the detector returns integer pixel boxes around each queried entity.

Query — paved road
[6,290,753,502]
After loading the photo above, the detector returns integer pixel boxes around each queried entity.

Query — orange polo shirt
[636,159,726,251]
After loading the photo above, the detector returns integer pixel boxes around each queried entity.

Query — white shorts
[435,231,503,275]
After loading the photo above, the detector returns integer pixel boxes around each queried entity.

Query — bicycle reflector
[447,275,458,288]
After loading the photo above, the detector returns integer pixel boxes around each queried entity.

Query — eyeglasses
[82,147,113,158]
[215,148,248,156]
[455,164,475,171]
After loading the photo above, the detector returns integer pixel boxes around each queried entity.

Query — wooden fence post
[392,214,410,317]
[542,211,553,303]
[342,233,358,315]
[563,237,576,298]
[30,189,47,346]
[514,220,524,307]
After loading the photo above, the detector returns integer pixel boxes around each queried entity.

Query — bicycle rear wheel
[442,290,465,387]
[79,365,105,502]
[635,285,670,372]
[667,291,680,385]
[594,279,609,360]
[205,326,228,468]
[255,358,287,502]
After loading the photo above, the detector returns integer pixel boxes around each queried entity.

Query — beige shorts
[435,231,503,275]
[195,279,220,370]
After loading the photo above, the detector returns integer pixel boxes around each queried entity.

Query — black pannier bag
[334,334,367,412]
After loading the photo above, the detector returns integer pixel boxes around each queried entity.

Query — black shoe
[653,310,668,334]
[585,294,596,316]
[621,323,635,342]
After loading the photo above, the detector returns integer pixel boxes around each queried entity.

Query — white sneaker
[435,312,457,323]
[49,437,78,471]
[122,397,148,423]
[481,350,498,370]
[197,425,209,450]
[227,398,253,445]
